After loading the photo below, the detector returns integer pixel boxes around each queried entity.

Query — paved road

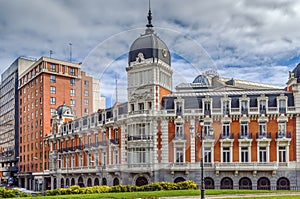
[160,192,300,199]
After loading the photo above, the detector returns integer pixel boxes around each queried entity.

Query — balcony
[220,133,234,140]
[110,139,119,145]
[256,132,271,140]
[215,162,280,172]
[276,132,291,139]
[128,135,153,141]
[238,133,252,139]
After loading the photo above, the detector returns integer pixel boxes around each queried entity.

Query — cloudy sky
[1,0,300,107]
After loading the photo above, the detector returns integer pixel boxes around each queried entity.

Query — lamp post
[199,119,205,199]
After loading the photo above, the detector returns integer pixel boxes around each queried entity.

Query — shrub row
[46,180,197,196]
[0,188,33,198]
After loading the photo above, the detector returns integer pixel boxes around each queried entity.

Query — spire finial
[146,0,153,28]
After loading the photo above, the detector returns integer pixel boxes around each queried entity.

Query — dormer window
[279,99,286,114]
[204,101,211,115]
[259,100,266,114]
[176,103,182,116]
[223,101,230,115]
[241,101,248,114]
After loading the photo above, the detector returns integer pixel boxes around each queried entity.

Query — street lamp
[199,119,205,199]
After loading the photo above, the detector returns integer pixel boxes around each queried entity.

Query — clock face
[162,49,168,57]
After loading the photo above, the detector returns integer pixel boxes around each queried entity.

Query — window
[114,150,118,164]
[259,147,267,162]
[222,147,230,162]
[138,103,144,110]
[50,75,56,83]
[70,89,75,96]
[176,148,184,163]
[50,97,56,105]
[70,99,75,106]
[131,104,134,112]
[259,123,267,134]
[204,147,212,163]
[79,155,83,167]
[279,99,286,114]
[278,146,286,162]
[204,101,211,115]
[175,124,183,138]
[50,86,56,94]
[241,101,248,114]
[84,99,89,105]
[50,64,56,72]
[84,90,88,96]
[241,147,249,162]
[278,122,286,134]
[84,80,89,86]
[148,102,152,110]
[259,100,266,114]
[102,152,106,165]
[240,122,248,137]
[176,103,182,116]
[223,101,230,115]
[70,68,75,76]
[51,108,56,115]
[84,108,89,114]
[222,123,230,137]
[70,78,75,86]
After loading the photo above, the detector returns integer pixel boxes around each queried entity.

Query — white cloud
[1,0,300,106]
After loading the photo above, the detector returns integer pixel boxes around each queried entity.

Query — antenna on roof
[69,43,72,62]
[49,50,53,58]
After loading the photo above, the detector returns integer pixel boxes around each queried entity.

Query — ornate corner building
[44,10,300,191]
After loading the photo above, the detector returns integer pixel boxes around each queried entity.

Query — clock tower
[126,7,172,112]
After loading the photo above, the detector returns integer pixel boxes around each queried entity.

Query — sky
[1,0,300,107]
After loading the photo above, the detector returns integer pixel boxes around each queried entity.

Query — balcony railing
[238,133,252,139]
[276,132,291,139]
[128,135,153,141]
[172,134,186,140]
[220,133,234,139]
[256,132,271,139]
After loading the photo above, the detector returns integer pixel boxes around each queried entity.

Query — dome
[128,9,170,66]
[193,75,210,85]
[56,103,73,118]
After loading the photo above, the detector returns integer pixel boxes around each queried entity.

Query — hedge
[45,180,198,196]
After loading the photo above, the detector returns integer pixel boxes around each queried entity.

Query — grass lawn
[11,189,300,199]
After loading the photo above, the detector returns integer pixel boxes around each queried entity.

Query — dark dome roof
[56,104,73,118]
[193,75,210,85]
[128,29,170,66]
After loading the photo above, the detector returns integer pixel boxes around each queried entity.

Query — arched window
[220,177,233,189]
[113,178,119,186]
[60,178,64,188]
[205,177,214,189]
[136,176,148,186]
[174,177,185,183]
[277,177,290,190]
[71,178,75,186]
[102,178,107,185]
[87,178,92,187]
[94,178,99,186]
[78,176,84,187]
[239,177,252,190]
[257,177,270,190]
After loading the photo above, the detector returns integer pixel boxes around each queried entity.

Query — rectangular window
[84,108,89,114]
[50,97,56,105]
[84,99,89,105]
[222,147,230,162]
[70,68,75,76]
[51,108,56,115]
[50,64,56,72]
[240,122,248,137]
[175,125,183,138]
[50,86,56,94]
[241,147,249,162]
[279,99,286,113]
[114,150,118,164]
[50,75,56,83]
[70,89,75,96]
[241,101,248,114]
[176,103,182,116]
[84,90,88,96]
[70,78,75,86]
[138,103,144,110]
[204,101,211,115]
[176,148,184,163]
[223,101,230,115]
[70,99,75,106]
[102,152,106,165]
[84,80,89,86]
[204,147,212,163]
[278,122,286,134]
[259,147,267,162]
[259,100,266,114]
[222,123,230,137]
[278,146,286,162]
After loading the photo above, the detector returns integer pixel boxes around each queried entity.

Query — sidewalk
[160,192,300,199]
